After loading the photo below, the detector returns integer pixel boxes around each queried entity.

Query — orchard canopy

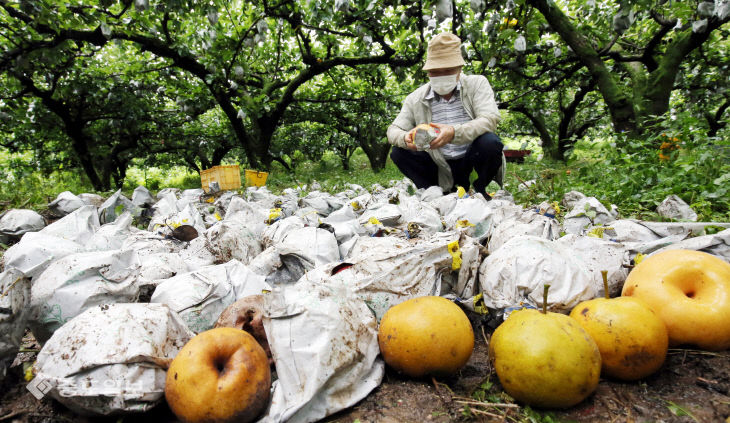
[0,0,727,190]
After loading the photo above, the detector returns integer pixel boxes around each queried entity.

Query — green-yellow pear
[490,285,601,408]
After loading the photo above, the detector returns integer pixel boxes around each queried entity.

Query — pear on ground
[490,285,601,409]
[165,327,271,423]
[378,296,474,378]
[622,249,730,351]
[570,271,668,381]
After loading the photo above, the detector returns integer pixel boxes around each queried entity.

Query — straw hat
[423,32,466,70]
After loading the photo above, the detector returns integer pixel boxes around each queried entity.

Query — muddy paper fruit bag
[297,232,482,321]
[30,303,194,415]
[28,249,142,343]
[413,124,439,151]
[260,282,383,423]
[0,269,31,384]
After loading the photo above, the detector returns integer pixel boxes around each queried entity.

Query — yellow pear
[571,271,668,381]
[378,296,474,378]
[490,286,601,408]
[165,327,271,423]
[622,249,730,351]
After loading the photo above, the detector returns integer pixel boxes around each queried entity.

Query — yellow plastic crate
[245,169,269,187]
[200,165,242,192]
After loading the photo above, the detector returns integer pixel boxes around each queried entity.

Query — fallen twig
[466,407,503,419]
[696,377,728,395]
[431,377,454,397]
[431,376,442,396]
[453,398,519,409]
[512,172,536,192]
[0,410,25,422]
[667,348,728,357]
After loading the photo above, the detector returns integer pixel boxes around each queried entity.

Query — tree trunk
[68,128,107,191]
[15,71,108,191]
[183,155,202,174]
[271,156,292,172]
[642,19,727,122]
[357,124,391,172]
[340,151,350,170]
[370,147,390,172]
[252,117,278,170]
[706,98,729,138]
[113,159,128,189]
[360,140,390,172]
[208,84,262,168]
[333,138,352,171]
[555,81,594,160]
[511,105,556,160]
[346,146,356,168]
[528,0,638,136]
[197,153,211,171]
[211,144,231,167]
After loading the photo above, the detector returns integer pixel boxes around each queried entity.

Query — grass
[264,150,404,192]
[1,137,729,222]
[461,378,577,423]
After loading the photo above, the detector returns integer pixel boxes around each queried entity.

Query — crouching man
[386,32,504,199]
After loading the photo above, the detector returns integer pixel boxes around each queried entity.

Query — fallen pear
[490,285,601,408]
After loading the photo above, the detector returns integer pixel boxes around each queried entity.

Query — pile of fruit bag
[1,181,728,419]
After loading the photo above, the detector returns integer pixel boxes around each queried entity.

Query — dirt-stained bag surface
[0,269,31,384]
[31,303,194,415]
[260,282,383,423]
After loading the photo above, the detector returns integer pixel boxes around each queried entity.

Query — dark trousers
[390,132,504,197]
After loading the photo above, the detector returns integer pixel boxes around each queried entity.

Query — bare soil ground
[327,338,730,423]
[2,327,729,423]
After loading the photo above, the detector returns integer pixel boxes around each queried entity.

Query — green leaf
[666,400,698,422]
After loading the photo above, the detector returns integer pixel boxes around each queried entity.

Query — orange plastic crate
[200,165,242,192]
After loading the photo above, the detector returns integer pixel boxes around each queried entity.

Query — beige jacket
[387,74,501,190]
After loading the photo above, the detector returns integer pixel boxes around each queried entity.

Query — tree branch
[644,12,730,117]
[528,0,637,133]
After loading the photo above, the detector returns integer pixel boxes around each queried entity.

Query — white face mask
[429,73,459,95]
